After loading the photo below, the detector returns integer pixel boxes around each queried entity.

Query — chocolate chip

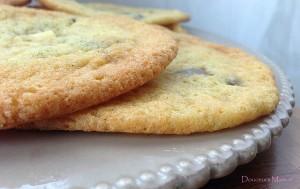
[68,18,77,26]
[226,76,242,86]
[132,14,144,20]
[176,67,213,76]
[71,18,77,23]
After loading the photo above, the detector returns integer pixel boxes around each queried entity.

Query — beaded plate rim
[91,28,295,189]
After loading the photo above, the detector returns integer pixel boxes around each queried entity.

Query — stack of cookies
[0,0,279,134]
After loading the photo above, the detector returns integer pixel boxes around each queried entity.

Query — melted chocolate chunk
[176,67,213,76]
[132,14,144,20]
[67,18,77,26]
[226,76,242,86]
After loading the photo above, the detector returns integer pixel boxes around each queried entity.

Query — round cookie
[0,5,177,128]
[21,33,279,135]
[0,0,30,6]
[38,0,190,25]
[165,24,188,33]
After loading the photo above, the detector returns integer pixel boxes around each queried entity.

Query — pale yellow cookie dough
[22,33,279,134]
[0,5,177,128]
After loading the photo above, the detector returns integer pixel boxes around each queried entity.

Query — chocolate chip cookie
[39,0,189,25]
[21,33,279,134]
[0,5,177,128]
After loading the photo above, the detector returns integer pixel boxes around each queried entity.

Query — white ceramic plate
[0,28,295,189]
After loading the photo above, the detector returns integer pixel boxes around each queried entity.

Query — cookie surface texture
[22,33,279,135]
[0,5,177,128]
[38,0,189,25]
[0,0,30,6]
